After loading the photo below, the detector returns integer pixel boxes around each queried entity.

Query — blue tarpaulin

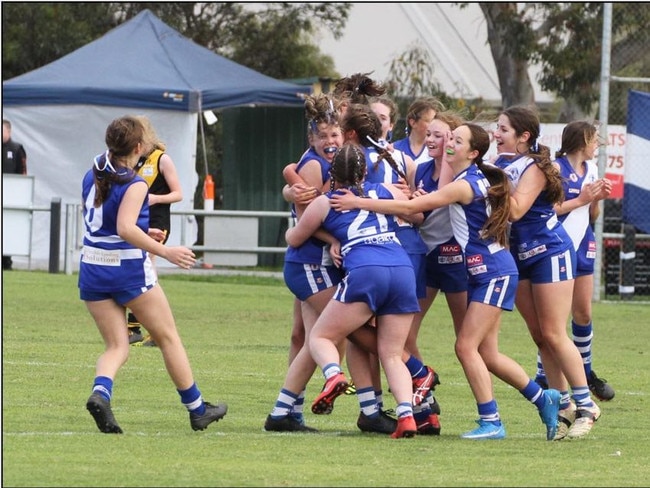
[623,90,650,233]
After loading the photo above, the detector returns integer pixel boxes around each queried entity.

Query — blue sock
[520,379,546,410]
[177,383,205,415]
[413,400,432,423]
[396,402,413,418]
[271,388,298,419]
[559,390,571,410]
[535,350,546,382]
[572,321,593,377]
[477,399,500,424]
[405,355,426,378]
[290,389,305,420]
[92,376,113,402]
[356,387,379,417]
[572,386,594,409]
[374,389,384,409]
[323,363,341,379]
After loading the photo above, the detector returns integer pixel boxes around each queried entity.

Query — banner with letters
[487,123,627,199]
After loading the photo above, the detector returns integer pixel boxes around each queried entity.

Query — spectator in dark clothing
[2,119,28,270]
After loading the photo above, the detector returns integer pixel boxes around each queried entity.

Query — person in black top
[3,119,28,270]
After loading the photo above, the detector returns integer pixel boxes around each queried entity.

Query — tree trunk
[480,3,535,108]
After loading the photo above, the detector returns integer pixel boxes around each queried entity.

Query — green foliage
[386,43,442,100]
[1,3,119,80]
[2,2,350,81]
[3,270,650,486]
[226,9,337,80]
[536,3,603,113]
[453,3,649,116]
[384,43,489,131]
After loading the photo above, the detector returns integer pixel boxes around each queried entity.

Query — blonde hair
[135,115,166,153]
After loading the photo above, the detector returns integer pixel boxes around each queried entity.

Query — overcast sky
[317,3,553,103]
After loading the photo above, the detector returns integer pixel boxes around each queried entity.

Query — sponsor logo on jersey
[441,244,461,255]
[438,255,464,264]
[468,265,487,275]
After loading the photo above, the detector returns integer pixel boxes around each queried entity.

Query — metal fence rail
[6,200,650,301]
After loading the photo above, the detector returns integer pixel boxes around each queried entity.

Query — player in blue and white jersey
[279,89,436,436]
[368,96,443,434]
[494,106,601,440]
[331,123,562,441]
[342,101,440,434]
[265,93,345,433]
[393,97,445,165]
[79,116,227,434]
[533,120,614,401]
[415,113,469,343]
[286,144,420,439]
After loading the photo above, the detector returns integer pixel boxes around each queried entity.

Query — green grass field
[2,270,650,487]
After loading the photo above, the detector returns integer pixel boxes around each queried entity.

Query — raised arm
[285,195,330,248]
[330,180,471,216]
[118,181,194,268]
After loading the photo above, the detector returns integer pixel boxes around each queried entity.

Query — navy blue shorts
[575,237,596,277]
[333,265,420,316]
[409,252,427,299]
[283,261,343,301]
[517,248,576,284]
[425,245,468,293]
[468,274,518,311]
[80,284,155,306]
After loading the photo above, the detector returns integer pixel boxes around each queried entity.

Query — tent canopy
[1,9,310,268]
[2,9,309,111]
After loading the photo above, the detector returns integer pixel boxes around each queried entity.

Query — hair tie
[531,140,539,153]
[94,150,116,174]
[366,135,385,149]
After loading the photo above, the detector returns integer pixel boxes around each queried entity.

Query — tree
[2,3,350,81]
[385,43,441,101]
[478,3,536,109]
[1,3,120,80]
[537,3,650,121]
[383,43,489,134]
[469,3,650,120]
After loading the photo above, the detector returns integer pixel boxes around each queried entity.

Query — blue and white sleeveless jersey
[499,155,572,267]
[363,147,427,256]
[393,137,430,165]
[493,154,515,171]
[555,156,598,251]
[450,165,518,284]
[285,147,332,266]
[414,158,456,252]
[364,145,398,185]
[323,182,412,270]
[78,161,155,292]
